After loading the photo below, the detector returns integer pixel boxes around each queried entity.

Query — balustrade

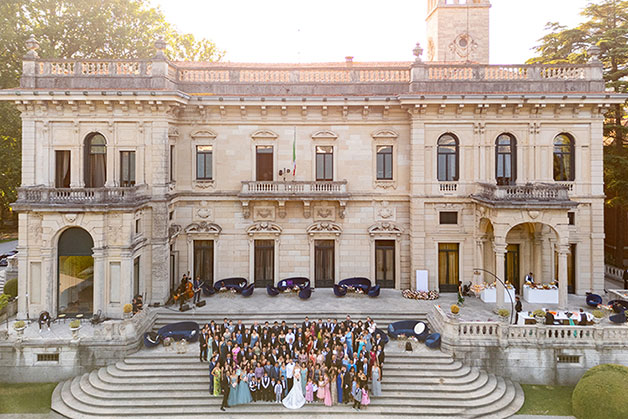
[474,182,571,202]
[240,180,348,196]
[16,185,147,206]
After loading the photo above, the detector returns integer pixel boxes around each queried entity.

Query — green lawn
[518,384,575,416]
[0,382,56,413]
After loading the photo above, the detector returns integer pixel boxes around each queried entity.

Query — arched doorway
[58,228,94,315]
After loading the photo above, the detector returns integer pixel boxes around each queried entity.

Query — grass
[517,384,575,416]
[0,382,57,413]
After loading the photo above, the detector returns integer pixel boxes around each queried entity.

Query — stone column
[558,245,569,309]
[474,239,484,285]
[494,242,507,310]
[92,248,105,315]
[534,233,543,283]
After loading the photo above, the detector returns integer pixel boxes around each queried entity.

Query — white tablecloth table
[480,287,516,303]
[518,311,592,325]
[523,286,559,304]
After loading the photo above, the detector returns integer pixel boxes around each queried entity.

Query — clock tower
[426,0,491,63]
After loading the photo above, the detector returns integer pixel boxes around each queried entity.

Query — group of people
[198,315,385,411]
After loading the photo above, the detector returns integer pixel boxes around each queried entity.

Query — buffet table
[480,286,516,303]
[523,285,558,304]
[518,310,593,326]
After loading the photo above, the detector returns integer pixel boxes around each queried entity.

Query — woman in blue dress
[345,330,353,356]
[227,371,239,406]
[336,368,343,404]
[301,362,308,395]
[236,369,253,405]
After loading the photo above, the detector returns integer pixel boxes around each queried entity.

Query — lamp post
[473,267,515,324]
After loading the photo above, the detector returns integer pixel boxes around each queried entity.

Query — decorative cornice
[246,221,282,236]
[250,129,278,141]
[184,221,222,234]
[371,129,398,140]
[190,129,217,140]
[368,221,403,237]
[311,130,338,141]
[306,221,343,236]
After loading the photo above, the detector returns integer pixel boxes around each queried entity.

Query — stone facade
[1,7,625,320]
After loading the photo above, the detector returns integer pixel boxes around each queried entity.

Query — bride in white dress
[282,367,306,409]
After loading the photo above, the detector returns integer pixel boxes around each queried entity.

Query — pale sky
[150,0,591,64]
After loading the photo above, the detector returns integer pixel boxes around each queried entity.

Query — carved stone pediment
[191,129,217,140]
[184,221,222,234]
[246,221,282,236]
[311,130,338,141]
[169,224,182,240]
[306,221,342,236]
[371,129,399,140]
[251,129,278,141]
[368,222,403,237]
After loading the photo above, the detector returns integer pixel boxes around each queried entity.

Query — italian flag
[292,127,297,176]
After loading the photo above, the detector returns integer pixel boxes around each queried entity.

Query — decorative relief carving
[184,221,222,235]
[250,129,278,141]
[64,213,77,223]
[28,214,43,243]
[376,201,396,221]
[374,181,397,190]
[107,214,122,244]
[371,129,398,141]
[254,206,276,221]
[195,201,213,220]
[306,221,342,236]
[311,130,338,141]
[193,180,215,190]
[168,224,182,241]
[368,222,403,237]
[191,129,217,140]
[167,127,179,139]
[313,206,335,221]
[246,222,282,236]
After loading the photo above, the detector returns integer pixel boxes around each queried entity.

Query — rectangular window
[375,240,395,288]
[37,353,59,362]
[254,240,274,287]
[194,240,214,285]
[438,243,459,292]
[376,145,393,180]
[135,219,140,234]
[55,150,71,188]
[170,145,175,182]
[568,243,576,294]
[120,151,136,187]
[557,355,580,364]
[196,145,213,180]
[315,240,335,288]
[568,212,575,225]
[316,146,333,181]
[256,146,273,181]
[133,256,140,297]
[439,212,458,225]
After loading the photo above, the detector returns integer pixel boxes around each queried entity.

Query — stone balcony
[13,185,150,211]
[471,182,575,208]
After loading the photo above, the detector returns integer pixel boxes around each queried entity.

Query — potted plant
[497,308,510,322]
[592,310,605,324]
[13,320,26,337]
[533,309,546,324]
[122,303,133,319]
[450,304,460,318]
[69,319,81,339]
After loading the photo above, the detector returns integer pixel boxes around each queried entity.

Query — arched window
[495,134,517,185]
[437,133,459,181]
[84,133,107,188]
[58,227,94,316]
[553,134,575,181]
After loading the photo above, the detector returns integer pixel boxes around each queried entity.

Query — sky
[150,0,591,64]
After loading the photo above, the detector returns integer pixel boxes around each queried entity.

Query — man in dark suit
[220,318,229,338]
[192,276,202,304]
[220,365,230,411]
[199,325,209,362]
[302,316,311,332]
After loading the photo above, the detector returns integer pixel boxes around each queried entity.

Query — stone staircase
[51,310,524,418]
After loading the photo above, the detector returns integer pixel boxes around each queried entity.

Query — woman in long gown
[282,368,306,409]
[227,372,238,406]
[317,375,325,401]
[330,369,338,405]
[371,364,382,397]
[236,369,253,405]
[212,364,222,397]
[301,363,308,396]
[323,373,332,406]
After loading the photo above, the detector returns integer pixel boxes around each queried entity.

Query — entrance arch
[58,227,94,315]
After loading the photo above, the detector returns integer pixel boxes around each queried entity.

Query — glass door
[315,240,335,288]
[254,240,275,287]
[375,240,395,288]
[438,243,459,293]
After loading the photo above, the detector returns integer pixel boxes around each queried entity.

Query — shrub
[572,364,628,419]
[3,278,17,298]
[13,320,25,329]
[592,310,605,319]
[69,319,80,329]
[533,309,546,317]
[498,308,510,318]
[0,293,9,311]
[450,304,460,314]
[123,303,133,314]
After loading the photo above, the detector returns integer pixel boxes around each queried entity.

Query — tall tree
[0,0,224,227]
[528,0,628,265]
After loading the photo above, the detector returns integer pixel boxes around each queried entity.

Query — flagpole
[292,126,297,179]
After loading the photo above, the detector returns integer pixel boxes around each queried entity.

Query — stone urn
[13,322,26,338]
[69,320,81,339]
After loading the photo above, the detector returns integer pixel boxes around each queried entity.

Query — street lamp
[473,267,515,324]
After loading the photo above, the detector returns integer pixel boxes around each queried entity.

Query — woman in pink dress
[323,373,333,406]
[305,379,314,403]
[317,376,325,401]
[361,383,370,409]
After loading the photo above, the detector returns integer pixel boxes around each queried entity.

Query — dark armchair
[241,283,255,297]
[585,293,602,308]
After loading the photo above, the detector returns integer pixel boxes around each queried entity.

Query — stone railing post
[21,35,39,88]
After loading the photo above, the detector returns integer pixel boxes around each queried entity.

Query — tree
[528,0,628,265]
[0,0,224,227]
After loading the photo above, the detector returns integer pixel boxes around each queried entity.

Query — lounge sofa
[241,283,255,297]
[213,277,248,293]
[387,320,430,341]
[143,321,200,348]
[333,277,381,298]
[267,277,312,299]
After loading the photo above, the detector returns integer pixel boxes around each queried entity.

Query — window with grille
[557,355,580,364]
[37,353,59,362]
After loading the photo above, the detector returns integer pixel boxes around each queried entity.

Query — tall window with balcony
[120,151,136,187]
[496,134,516,185]
[437,134,459,182]
[55,150,71,188]
[196,145,213,180]
[256,146,273,181]
[376,146,393,180]
[84,133,106,188]
[553,133,575,181]
[316,146,333,181]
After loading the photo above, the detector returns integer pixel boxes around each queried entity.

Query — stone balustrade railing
[473,182,571,203]
[426,64,587,81]
[15,185,149,207]
[37,60,152,77]
[240,180,348,196]
[429,305,628,347]
[605,264,625,281]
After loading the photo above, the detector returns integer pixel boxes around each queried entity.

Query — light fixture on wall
[278,168,291,181]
